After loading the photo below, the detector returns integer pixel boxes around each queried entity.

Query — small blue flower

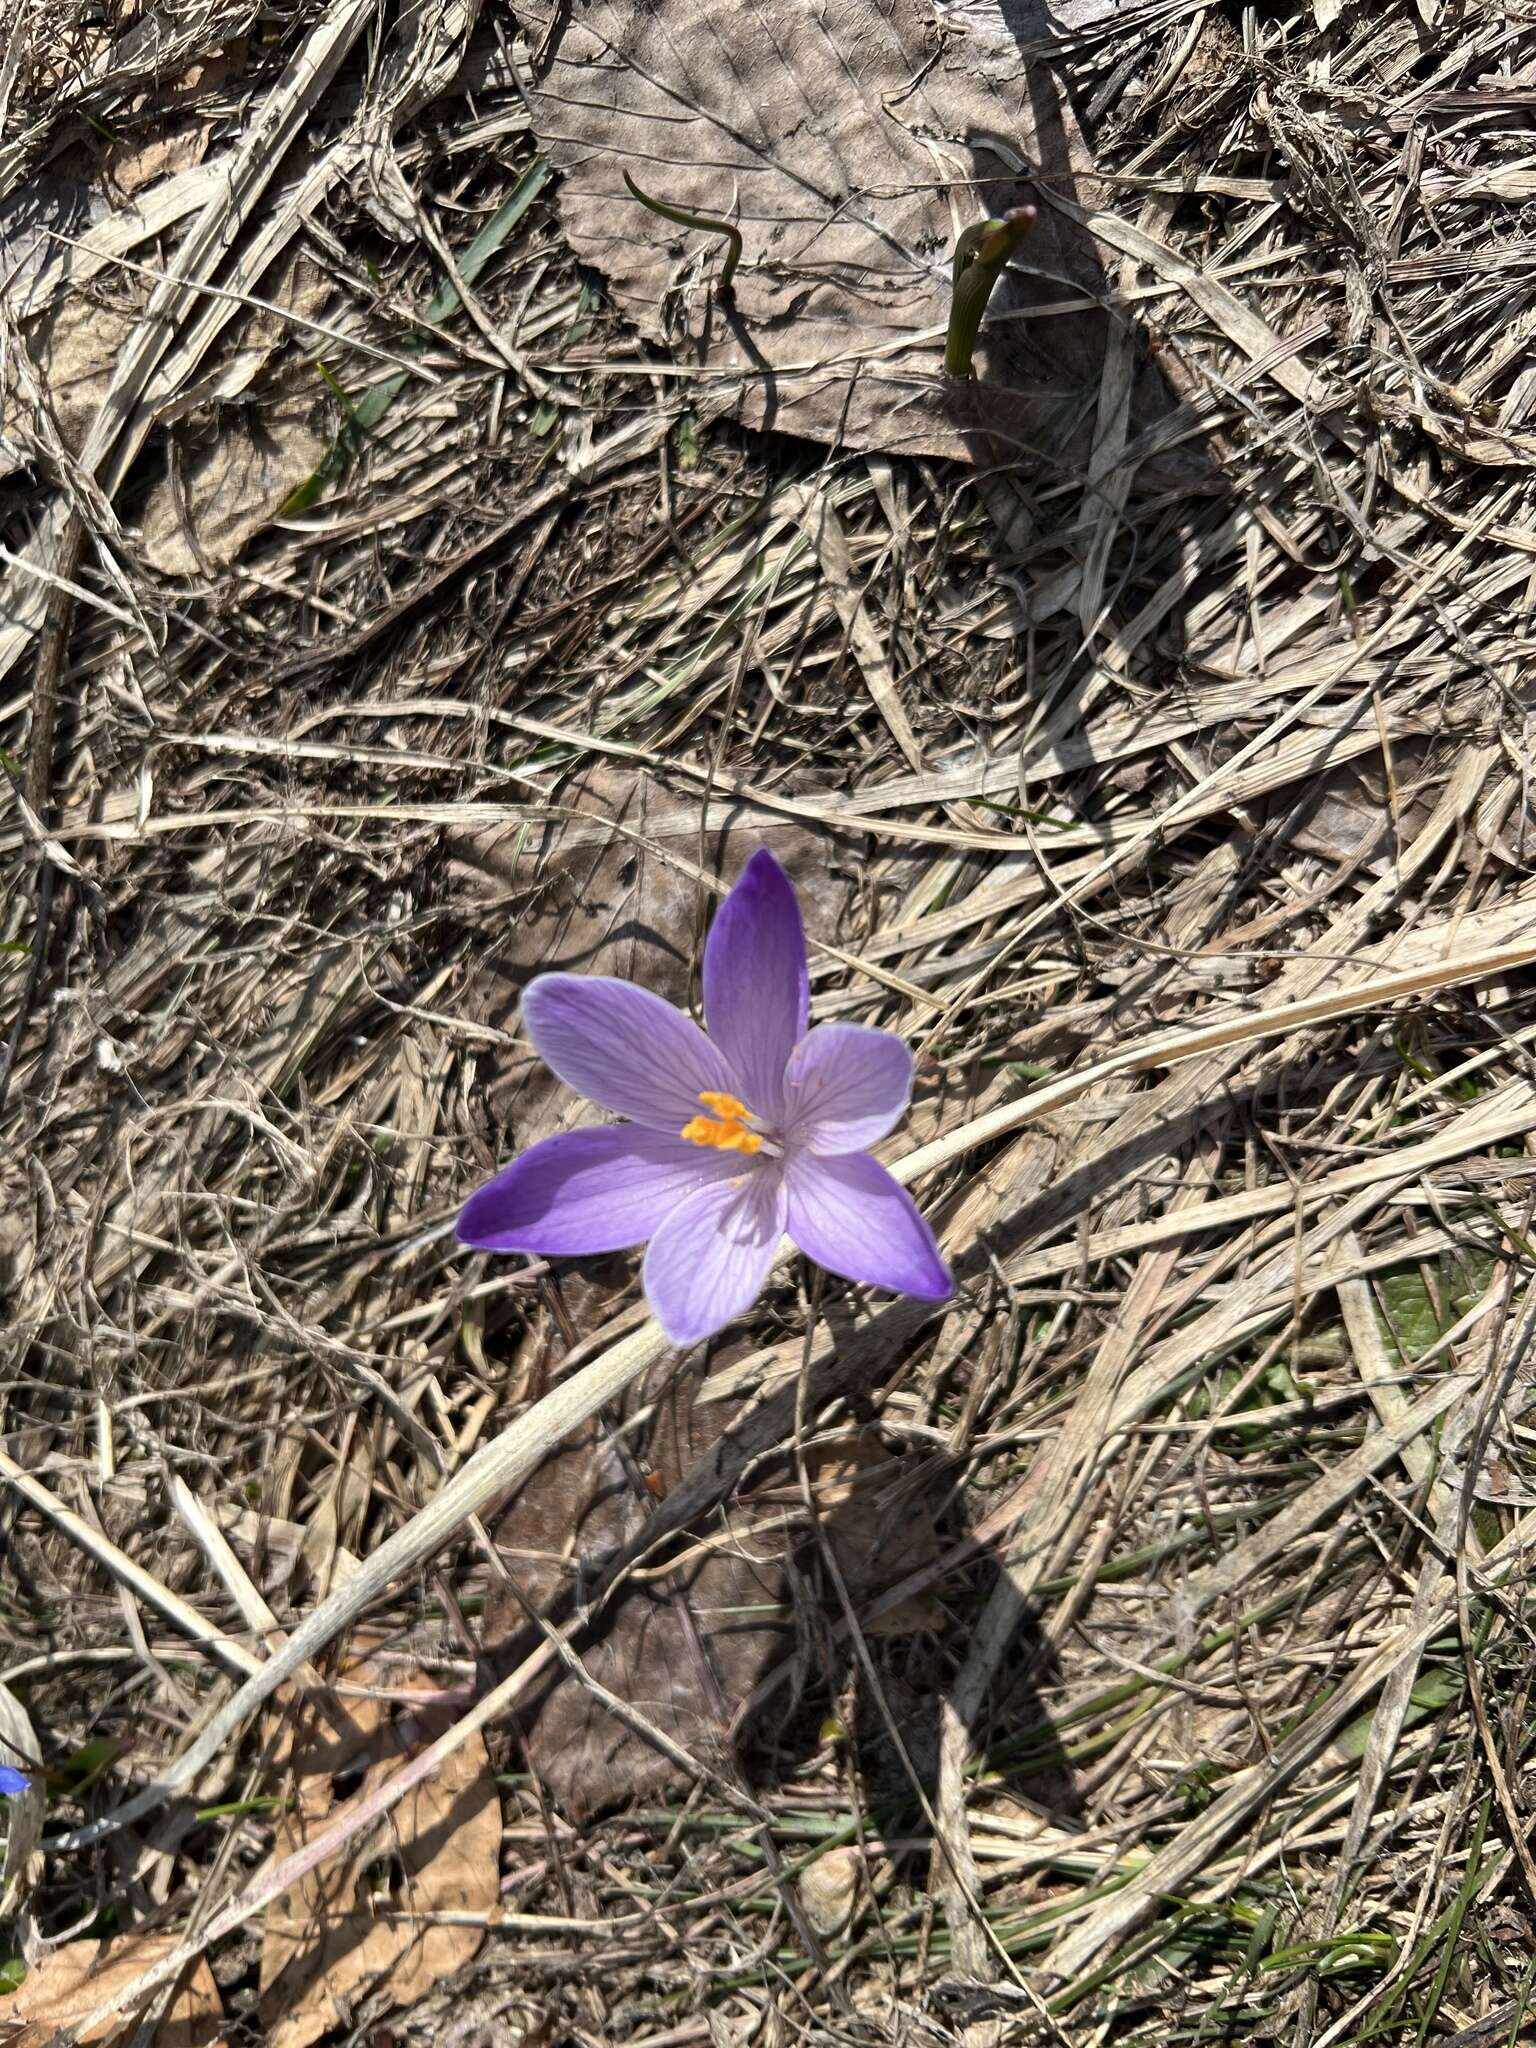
[0,1766,33,1798]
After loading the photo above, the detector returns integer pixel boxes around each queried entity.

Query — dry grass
[6,0,1536,2044]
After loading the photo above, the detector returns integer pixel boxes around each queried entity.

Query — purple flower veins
[458,849,953,1346]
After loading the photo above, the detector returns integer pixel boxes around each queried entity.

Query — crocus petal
[702,849,808,1118]
[781,1023,914,1153]
[457,1126,741,1256]
[642,1168,788,1346]
[522,974,735,1132]
[0,1766,31,1797]
[785,1150,952,1300]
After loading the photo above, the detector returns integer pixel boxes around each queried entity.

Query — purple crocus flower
[458,849,952,1346]
[0,1765,32,1797]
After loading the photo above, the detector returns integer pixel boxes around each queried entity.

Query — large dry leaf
[486,1390,949,1814]
[524,0,1163,458]
[798,1846,862,1937]
[187,253,335,408]
[7,289,146,464]
[489,1385,953,1814]
[5,226,328,502]
[807,1434,945,1636]
[103,119,215,200]
[216,1504,362,1600]
[141,388,329,575]
[259,1672,500,2048]
[102,40,246,196]
[485,1357,789,1819]
[3,1936,224,2048]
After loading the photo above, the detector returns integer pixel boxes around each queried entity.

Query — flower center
[680,1089,763,1155]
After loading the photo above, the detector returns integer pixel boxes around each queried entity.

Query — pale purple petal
[781,1023,914,1154]
[642,1167,788,1346]
[522,975,735,1131]
[457,1127,740,1256]
[702,849,808,1119]
[0,1766,31,1797]
[785,1151,952,1300]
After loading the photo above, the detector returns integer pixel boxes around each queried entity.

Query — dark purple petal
[457,1126,740,1256]
[782,1023,914,1154]
[785,1151,952,1300]
[522,974,735,1131]
[702,849,808,1118]
[642,1167,788,1346]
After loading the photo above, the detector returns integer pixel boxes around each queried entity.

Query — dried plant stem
[0,1450,265,1682]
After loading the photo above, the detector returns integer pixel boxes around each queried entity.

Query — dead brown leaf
[3,1936,223,2048]
[259,1672,500,2048]
[194,254,334,406]
[5,236,329,505]
[12,288,146,459]
[810,1435,945,1636]
[484,1402,946,1816]
[216,1504,362,1602]
[485,1356,788,1819]
[141,387,328,575]
[798,1846,862,1936]
[103,120,214,200]
[131,39,247,113]
[521,0,1166,459]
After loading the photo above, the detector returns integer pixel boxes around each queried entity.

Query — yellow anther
[681,1090,763,1154]
[698,1090,751,1121]
[681,1115,763,1153]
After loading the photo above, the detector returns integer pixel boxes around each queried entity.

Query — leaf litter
[5,0,1536,2043]
[4,1937,224,2048]
[258,1665,500,2048]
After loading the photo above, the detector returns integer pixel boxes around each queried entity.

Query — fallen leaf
[195,254,334,407]
[128,40,248,114]
[216,1504,362,1599]
[1251,737,1435,872]
[809,1435,945,1636]
[5,225,329,493]
[799,1846,862,1936]
[522,0,1174,459]
[9,288,146,460]
[103,119,214,200]
[295,1440,374,1604]
[3,1935,223,2048]
[141,388,329,575]
[484,1359,789,1819]
[483,1395,951,1817]
[259,1670,501,2048]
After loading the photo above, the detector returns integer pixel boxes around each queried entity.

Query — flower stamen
[681,1089,763,1154]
